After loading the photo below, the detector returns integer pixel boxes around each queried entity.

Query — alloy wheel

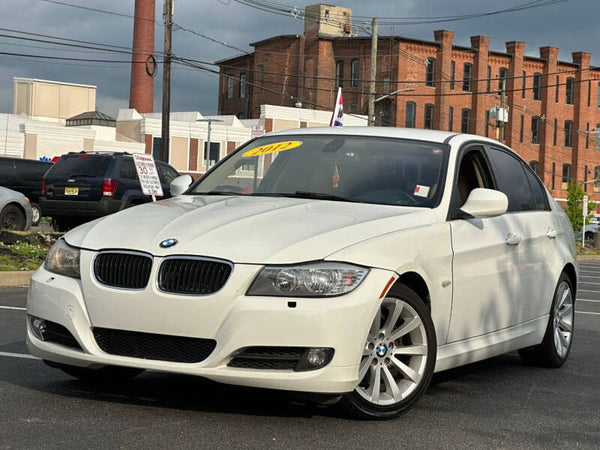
[553,281,574,359]
[356,297,429,406]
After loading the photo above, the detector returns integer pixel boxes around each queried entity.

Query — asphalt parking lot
[1,266,599,449]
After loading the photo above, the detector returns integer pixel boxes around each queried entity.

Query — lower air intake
[93,327,216,363]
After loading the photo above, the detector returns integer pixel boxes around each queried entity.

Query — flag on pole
[330,87,344,127]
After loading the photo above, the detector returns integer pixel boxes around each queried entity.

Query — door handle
[505,234,522,246]
[546,228,558,239]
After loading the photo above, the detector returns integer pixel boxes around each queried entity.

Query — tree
[565,182,596,231]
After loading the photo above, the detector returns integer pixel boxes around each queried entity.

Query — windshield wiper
[289,191,359,203]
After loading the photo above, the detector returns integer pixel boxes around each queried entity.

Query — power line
[37,0,253,56]
[0,50,148,64]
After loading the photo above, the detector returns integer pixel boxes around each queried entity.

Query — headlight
[247,262,369,297]
[44,239,81,278]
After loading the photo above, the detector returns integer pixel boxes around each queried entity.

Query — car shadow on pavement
[0,346,542,420]
[0,353,343,419]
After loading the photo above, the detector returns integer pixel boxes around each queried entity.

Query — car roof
[265,126,507,148]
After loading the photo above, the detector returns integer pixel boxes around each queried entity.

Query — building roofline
[13,77,96,89]
[214,53,253,65]
[250,34,299,47]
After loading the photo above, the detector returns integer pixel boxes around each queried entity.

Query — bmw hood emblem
[159,238,178,248]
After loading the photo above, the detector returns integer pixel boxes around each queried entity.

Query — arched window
[463,63,472,92]
[533,73,542,100]
[566,77,575,104]
[424,104,434,129]
[498,67,508,94]
[564,120,573,147]
[405,102,416,128]
[461,108,471,133]
[335,61,344,87]
[425,58,436,87]
[531,116,540,144]
[562,163,571,190]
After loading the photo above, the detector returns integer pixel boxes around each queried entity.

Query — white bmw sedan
[27,127,576,419]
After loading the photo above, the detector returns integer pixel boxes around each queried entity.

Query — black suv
[40,152,180,231]
[0,156,52,226]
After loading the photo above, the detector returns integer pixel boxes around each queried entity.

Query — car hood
[65,195,437,264]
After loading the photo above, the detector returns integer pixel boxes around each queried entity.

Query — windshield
[190,134,449,207]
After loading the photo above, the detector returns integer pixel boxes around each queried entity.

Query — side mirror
[459,188,508,219]
[170,174,194,196]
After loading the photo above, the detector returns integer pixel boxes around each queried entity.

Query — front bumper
[26,263,396,394]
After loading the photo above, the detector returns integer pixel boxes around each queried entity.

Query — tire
[44,360,144,383]
[0,204,26,230]
[585,231,594,241]
[30,203,41,226]
[518,273,574,368]
[341,284,437,419]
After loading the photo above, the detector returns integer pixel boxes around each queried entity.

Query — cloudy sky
[0,0,598,118]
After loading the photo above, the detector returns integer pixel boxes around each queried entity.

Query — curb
[576,255,600,263]
[0,271,34,288]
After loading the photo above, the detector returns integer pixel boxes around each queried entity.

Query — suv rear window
[50,155,111,177]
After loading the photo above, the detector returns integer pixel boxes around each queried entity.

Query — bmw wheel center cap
[160,238,178,248]
[376,343,388,357]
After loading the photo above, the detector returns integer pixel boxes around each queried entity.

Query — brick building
[216,4,600,203]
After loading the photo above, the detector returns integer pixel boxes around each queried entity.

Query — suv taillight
[102,179,118,197]
[42,178,46,195]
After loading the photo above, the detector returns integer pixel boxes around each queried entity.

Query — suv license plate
[64,187,79,196]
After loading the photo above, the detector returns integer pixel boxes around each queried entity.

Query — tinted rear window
[49,155,111,177]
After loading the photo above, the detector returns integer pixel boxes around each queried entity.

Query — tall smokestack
[129,0,155,113]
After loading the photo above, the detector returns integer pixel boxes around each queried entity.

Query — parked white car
[27,128,576,419]
[0,186,33,230]
[579,223,599,241]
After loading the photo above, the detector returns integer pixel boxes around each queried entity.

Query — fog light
[29,316,47,341]
[308,348,328,366]
[295,347,334,371]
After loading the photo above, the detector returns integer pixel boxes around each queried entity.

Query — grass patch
[0,229,62,271]
[576,240,600,256]
[0,255,21,271]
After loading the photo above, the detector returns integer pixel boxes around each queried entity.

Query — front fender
[325,222,453,345]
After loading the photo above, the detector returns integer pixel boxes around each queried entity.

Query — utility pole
[196,118,223,174]
[499,78,506,142]
[368,17,378,126]
[161,0,173,162]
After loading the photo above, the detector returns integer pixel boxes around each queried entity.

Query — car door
[447,145,526,342]
[485,146,557,325]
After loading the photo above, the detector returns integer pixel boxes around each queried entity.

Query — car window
[522,164,550,210]
[49,155,111,177]
[16,160,50,178]
[190,135,449,208]
[454,147,493,206]
[119,159,138,180]
[487,147,535,212]
[0,159,16,182]
[158,163,179,184]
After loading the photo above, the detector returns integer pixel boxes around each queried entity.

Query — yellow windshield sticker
[243,141,303,157]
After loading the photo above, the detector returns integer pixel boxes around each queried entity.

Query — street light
[374,87,415,103]
[196,118,224,173]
